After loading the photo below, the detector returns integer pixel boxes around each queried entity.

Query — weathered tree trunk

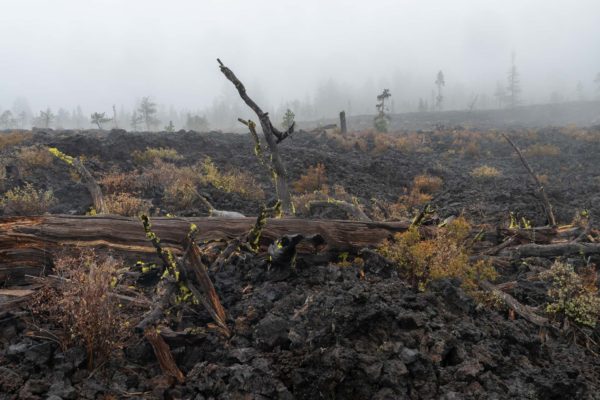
[0,215,415,284]
[218,59,293,214]
[502,133,556,226]
[339,111,347,134]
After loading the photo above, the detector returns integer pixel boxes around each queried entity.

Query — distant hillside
[302,100,600,131]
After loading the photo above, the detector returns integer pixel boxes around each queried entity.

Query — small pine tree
[374,89,391,132]
[165,120,175,132]
[90,112,112,129]
[282,109,295,130]
[138,97,159,130]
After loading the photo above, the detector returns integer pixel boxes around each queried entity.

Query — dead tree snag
[502,134,556,226]
[218,59,293,214]
[48,147,106,214]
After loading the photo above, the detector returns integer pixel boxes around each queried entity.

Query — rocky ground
[1,124,600,399]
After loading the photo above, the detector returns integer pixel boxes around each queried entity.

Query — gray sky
[1,0,599,119]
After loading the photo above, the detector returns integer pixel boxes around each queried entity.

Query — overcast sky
[1,0,599,117]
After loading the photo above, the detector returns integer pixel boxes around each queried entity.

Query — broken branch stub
[501,134,556,226]
[48,147,106,214]
[218,59,293,214]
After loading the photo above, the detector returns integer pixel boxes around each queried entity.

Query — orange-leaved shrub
[292,163,327,193]
[377,217,496,293]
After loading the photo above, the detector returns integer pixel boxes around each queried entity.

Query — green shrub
[540,261,600,328]
[1,183,56,215]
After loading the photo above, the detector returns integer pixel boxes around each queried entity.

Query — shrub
[105,193,151,216]
[378,217,496,292]
[412,174,443,194]
[1,182,56,215]
[29,250,131,369]
[99,172,140,194]
[132,147,182,166]
[163,178,199,210]
[385,174,443,218]
[200,157,264,200]
[292,163,327,193]
[141,160,199,191]
[0,131,32,150]
[540,261,600,328]
[17,146,54,175]
[471,165,501,180]
[524,143,560,157]
[463,141,481,158]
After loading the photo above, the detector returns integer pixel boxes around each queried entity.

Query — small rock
[400,348,420,364]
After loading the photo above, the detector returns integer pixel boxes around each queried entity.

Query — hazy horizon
[1,0,599,129]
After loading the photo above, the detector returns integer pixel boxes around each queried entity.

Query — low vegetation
[0,131,32,150]
[540,261,600,328]
[200,157,264,200]
[524,143,561,157]
[471,165,502,180]
[0,182,55,215]
[378,217,496,292]
[30,250,131,369]
[17,145,54,175]
[292,163,327,193]
[132,147,183,166]
[105,193,151,216]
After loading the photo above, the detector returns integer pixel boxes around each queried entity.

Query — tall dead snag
[218,59,294,214]
[339,111,347,134]
[501,134,556,226]
[48,147,106,214]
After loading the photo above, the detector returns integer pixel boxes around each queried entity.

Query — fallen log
[499,242,600,259]
[0,215,415,284]
[479,280,548,327]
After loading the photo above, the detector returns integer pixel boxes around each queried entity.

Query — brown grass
[17,146,54,175]
[200,157,264,200]
[292,163,327,193]
[471,165,502,180]
[99,171,141,194]
[105,193,151,216]
[0,131,32,150]
[412,174,443,194]
[524,143,560,157]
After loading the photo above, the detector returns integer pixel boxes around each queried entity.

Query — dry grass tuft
[524,143,560,157]
[132,147,183,166]
[200,157,264,200]
[99,171,141,194]
[17,146,54,175]
[105,193,151,216]
[412,174,443,194]
[292,163,327,193]
[1,182,56,215]
[0,131,32,150]
[471,165,502,180]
